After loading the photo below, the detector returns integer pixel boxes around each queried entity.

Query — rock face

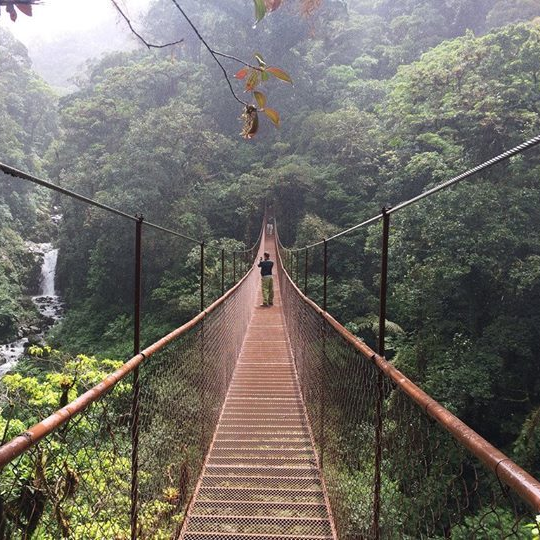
[0,243,64,376]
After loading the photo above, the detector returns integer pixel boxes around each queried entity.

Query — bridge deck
[181,240,336,539]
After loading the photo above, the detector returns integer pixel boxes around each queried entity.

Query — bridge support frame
[304,247,308,295]
[372,207,390,540]
[200,242,205,312]
[221,248,225,296]
[131,215,143,540]
[323,239,328,312]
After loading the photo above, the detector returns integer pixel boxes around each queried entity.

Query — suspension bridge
[1,135,540,539]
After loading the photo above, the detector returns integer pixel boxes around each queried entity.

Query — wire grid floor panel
[180,239,336,539]
[183,534,334,540]
[192,500,330,518]
[196,487,328,504]
[185,515,334,535]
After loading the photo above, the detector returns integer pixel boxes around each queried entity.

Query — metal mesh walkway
[180,239,336,539]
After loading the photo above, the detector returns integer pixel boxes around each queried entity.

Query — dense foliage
[0,29,57,341]
[1,0,540,536]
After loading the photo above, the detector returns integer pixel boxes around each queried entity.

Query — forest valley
[1,0,540,537]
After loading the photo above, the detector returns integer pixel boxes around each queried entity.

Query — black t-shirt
[258,260,273,276]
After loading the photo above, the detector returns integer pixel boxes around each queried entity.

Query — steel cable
[282,133,540,251]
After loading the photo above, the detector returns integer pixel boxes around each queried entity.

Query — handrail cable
[284,133,540,251]
[0,161,201,244]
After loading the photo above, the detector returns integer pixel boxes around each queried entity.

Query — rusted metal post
[221,248,225,296]
[233,252,236,284]
[372,207,390,540]
[320,318,327,469]
[200,317,206,451]
[323,240,328,312]
[320,240,329,467]
[304,248,308,296]
[131,215,143,540]
[200,242,205,312]
[378,208,390,357]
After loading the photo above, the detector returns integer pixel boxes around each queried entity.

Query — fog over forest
[1,0,540,537]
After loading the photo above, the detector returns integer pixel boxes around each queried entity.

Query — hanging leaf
[6,4,17,20]
[15,3,32,16]
[266,67,293,84]
[254,91,267,109]
[253,0,266,23]
[261,71,270,82]
[264,108,280,127]
[234,67,249,80]
[245,70,260,91]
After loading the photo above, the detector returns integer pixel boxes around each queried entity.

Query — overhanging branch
[111,0,184,50]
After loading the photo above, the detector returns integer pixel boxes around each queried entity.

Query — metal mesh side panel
[136,266,258,537]
[279,254,536,539]
[0,389,131,539]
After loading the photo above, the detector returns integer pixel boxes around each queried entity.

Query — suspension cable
[1,161,201,244]
[282,133,540,251]
[388,133,540,216]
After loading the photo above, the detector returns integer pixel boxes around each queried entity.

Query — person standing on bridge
[258,251,274,307]
[266,217,274,235]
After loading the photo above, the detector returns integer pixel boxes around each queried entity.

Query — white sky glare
[0,0,150,45]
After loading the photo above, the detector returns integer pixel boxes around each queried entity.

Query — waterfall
[40,246,58,297]
[0,243,63,375]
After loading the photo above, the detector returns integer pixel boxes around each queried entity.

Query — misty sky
[0,0,149,45]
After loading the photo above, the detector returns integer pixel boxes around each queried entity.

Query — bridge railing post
[304,247,308,296]
[378,207,390,358]
[200,241,205,312]
[131,215,143,540]
[372,206,390,540]
[221,248,225,296]
[323,240,328,312]
[320,240,328,467]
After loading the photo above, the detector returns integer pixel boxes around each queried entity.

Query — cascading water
[41,248,58,297]
[33,245,62,320]
[0,243,63,376]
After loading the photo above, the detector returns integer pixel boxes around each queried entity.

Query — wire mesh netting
[0,383,132,539]
[0,254,259,539]
[136,264,258,538]
[278,245,538,539]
